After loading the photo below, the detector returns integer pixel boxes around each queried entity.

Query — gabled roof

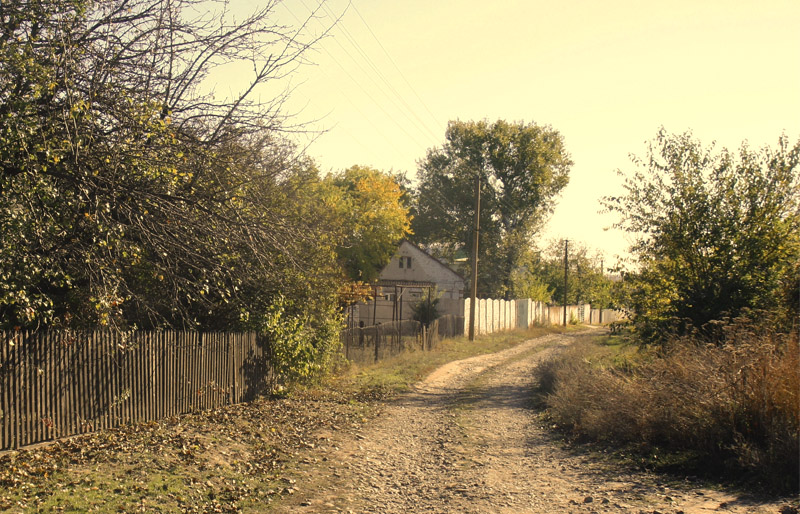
[403,240,465,281]
[378,240,465,285]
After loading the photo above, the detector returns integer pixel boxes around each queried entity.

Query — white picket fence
[463,298,625,336]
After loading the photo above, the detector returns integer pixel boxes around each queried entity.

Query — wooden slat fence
[434,315,464,341]
[0,330,271,451]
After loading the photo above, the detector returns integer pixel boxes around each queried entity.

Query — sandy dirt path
[274,330,788,514]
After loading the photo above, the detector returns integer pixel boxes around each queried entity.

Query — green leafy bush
[604,130,800,342]
[253,296,343,386]
[411,289,441,326]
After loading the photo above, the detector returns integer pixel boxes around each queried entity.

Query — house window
[398,256,412,269]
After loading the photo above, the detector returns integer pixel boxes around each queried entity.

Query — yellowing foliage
[325,165,412,282]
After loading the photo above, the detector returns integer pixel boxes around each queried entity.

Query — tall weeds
[537,327,799,491]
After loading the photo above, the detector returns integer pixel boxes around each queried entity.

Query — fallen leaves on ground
[0,389,377,512]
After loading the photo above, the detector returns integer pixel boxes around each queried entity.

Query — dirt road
[274,330,787,514]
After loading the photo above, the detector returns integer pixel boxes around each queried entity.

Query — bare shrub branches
[536,329,799,491]
[0,0,341,332]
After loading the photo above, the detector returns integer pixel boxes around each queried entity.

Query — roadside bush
[536,341,647,442]
[411,289,441,326]
[536,327,799,491]
[253,295,343,386]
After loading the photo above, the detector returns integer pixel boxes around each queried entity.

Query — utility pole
[393,284,398,323]
[599,257,604,325]
[563,239,569,327]
[398,286,404,322]
[468,175,481,341]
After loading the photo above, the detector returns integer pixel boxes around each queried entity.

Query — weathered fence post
[374,325,381,362]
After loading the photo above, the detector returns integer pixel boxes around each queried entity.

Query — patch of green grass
[330,325,570,397]
[23,460,287,512]
[16,465,141,512]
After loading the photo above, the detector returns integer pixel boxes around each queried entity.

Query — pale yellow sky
[220,0,800,260]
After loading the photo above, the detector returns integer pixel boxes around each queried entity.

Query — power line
[323,1,441,141]
[349,2,441,132]
[296,0,435,149]
[281,3,463,226]
[294,0,442,156]
[282,2,417,163]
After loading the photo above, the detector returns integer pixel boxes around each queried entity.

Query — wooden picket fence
[0,330,271,451]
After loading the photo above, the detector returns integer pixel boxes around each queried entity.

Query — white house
[355,240,465,325]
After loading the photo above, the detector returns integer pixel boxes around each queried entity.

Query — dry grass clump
[536,328,799,491]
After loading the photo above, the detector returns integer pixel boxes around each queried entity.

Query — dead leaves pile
[0,389,375,512]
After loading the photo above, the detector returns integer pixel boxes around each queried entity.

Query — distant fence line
[354,295,627,335]
[464,298,626,336]
[0,330,270,451]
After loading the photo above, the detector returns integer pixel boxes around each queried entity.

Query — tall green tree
[603,129,800,339]
[0,0,341,334]
[412,119,572,298]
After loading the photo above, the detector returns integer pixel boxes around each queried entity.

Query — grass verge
[533,328,799,494]
[327,325,571,398]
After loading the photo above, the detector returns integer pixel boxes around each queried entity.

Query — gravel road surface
[274,330,789,514]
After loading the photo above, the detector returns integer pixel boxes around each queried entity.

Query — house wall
[379,241,465,299]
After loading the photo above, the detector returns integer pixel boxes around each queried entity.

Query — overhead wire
[304,0,448,158]
[336,3,544,246]
[295,0,433,151]
[318,1,441,142]
[284,1,469,230]
[306,4,472,239]
[281,2,411,166]
[349,2,441,132]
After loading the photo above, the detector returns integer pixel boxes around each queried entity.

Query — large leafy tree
[604,129,800,339]
[0,0,341,332]
[322,165,411,282]
[412,119,572,298]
